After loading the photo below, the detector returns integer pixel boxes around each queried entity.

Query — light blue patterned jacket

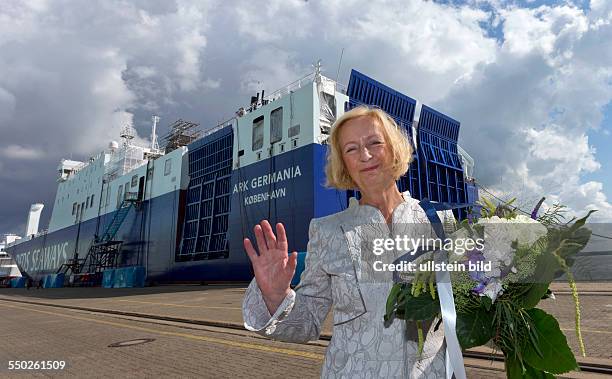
[243,192,451,378]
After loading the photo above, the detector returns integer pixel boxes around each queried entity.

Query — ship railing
[67,152,104,177]
[252,73,347,109]
[201,118,235,139]
[262,72,315,104]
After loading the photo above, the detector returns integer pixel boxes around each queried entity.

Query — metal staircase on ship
[57,193,140,276]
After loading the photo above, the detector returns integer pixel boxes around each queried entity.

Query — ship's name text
[232,165,302,193]
[14,242,70,273]
[243,188,287,206]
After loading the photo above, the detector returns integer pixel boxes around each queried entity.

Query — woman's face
[339,115,394,191]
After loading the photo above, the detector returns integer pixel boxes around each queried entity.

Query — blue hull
[7,143,346,283]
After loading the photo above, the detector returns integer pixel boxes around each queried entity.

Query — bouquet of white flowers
[385,197,594,378]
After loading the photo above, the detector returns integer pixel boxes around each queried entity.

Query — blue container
[102,269,115,288]
[53,273,64,288]
[291,252,307,287]
[112,266,145,288]
[114,268,127,288]
[10,277,25,288]
[42,274,64,288]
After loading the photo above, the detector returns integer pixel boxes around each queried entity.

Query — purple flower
[466,249,484,262]
[467,250,486,281]
[472,280,488,295]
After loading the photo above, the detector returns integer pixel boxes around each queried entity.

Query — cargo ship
[4,65,477,285]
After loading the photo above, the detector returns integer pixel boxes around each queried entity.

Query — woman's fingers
[243,238,258,261]
[250,220,289,263]
[253,224,268,254]
[276,223,288,251]
[261,220,277,250]
[287,251,297,272]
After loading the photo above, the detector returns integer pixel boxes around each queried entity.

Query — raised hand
[244,220,297,314]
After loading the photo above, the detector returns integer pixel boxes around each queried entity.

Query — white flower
[475,215,548,280]
[482,279,504,302]
[478,215,547,247]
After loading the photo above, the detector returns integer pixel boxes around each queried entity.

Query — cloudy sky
[0,0,611,236]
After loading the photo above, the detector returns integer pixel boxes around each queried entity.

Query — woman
[242,106,448,378]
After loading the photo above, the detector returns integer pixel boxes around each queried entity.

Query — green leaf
[520,283,550,309]
[569,209,596,232]
[385,283,403,322]
[402,290,440,321]
[523,363,555,379]
[481,296,492,311]
[505,354,524,379]
[523,308,578,374]
[456,306,495,349]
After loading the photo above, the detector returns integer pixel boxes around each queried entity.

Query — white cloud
[1,145,44,160]
[501,5,588,61]
[0,0,611,233]
[439,2,612,221]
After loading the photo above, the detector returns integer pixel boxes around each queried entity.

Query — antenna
[336,48,344,83]
[151,115,160,151]
[313,59,322,78]
[120,124,135,146]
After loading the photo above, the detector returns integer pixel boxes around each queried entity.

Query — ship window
[292,139,298,148]
[252,115,264,151]
[72,203,77,215]
[131,175,138,187]
[164,159,172,176]
[85,196,89,209]
[270,107,283,144]
[288,124,300,138]
[90,194,95,208]
[279,143,285,153]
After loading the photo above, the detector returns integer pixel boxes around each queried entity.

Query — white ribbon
[436,263,467,379]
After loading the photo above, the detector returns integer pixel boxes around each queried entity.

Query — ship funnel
[25,203,44,238]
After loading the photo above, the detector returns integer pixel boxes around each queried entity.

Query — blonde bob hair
[325,105,414,190]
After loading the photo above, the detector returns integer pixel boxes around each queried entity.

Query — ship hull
[7,143,348,283]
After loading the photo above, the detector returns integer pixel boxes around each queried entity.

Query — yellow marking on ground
[0,301,323,361]
[115,299,241,309]
[561,327,612,335]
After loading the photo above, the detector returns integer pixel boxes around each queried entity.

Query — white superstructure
[1,234,22,277]
[232,67,348,169]
[47,125,188,233]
